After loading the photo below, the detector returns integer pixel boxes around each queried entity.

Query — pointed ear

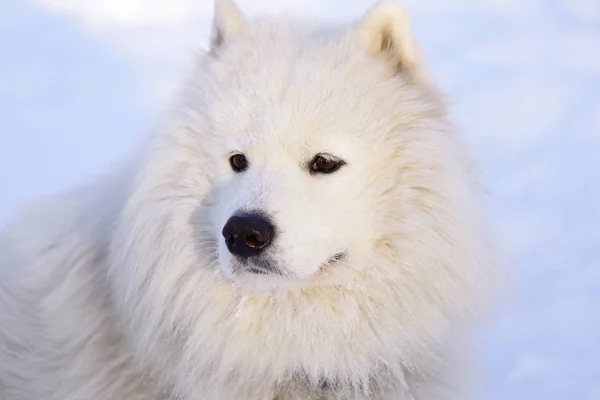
[358,1,421,74]
[210,0,247,51]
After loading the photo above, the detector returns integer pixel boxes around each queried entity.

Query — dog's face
[212,136,368,286]
[206,91,379,287]
[193,16,442,289]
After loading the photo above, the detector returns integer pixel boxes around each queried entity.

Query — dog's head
[182,0,458,289]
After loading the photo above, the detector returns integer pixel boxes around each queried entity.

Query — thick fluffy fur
[0,1,499,399]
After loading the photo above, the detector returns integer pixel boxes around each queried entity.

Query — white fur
[0,1,500,399]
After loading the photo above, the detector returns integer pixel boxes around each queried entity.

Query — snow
[1,0,598,398]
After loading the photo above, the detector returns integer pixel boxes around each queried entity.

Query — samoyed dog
[0,1,499,399]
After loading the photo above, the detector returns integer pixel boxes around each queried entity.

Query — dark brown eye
[229,153,248,172]
[310,154,344,174]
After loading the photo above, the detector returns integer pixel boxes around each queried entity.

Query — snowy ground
[1,0,598,398]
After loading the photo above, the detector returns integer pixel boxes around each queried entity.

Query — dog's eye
[310,154,344,174]
[229,153,248,172]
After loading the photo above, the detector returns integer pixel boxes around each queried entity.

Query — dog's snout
[222,213,275,258]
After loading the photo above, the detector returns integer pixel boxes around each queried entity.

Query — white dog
[0,1,500,399]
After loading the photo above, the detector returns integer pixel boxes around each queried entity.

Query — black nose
[222,213,275,258]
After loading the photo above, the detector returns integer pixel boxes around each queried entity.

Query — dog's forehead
[212,49,387,130]
[206,20,404,159]
[223,121,359,165]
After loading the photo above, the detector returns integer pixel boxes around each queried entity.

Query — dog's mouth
[320,252,347,271]
[248,266,273,275]
[244,252,346,275]
[327,252,345,264]
[226,251,348,283]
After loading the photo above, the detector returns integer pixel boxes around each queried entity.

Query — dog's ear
[357,1,424,77]
[211,0,247,51]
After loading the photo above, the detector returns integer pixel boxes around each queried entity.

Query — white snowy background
[0,0,599,398]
